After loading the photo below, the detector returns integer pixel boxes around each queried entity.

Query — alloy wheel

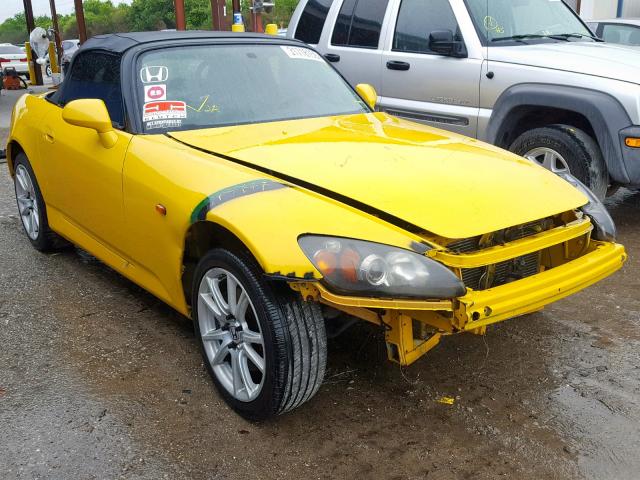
[524,147,571,174]
[197,268,266,402]
[14,164,40,240]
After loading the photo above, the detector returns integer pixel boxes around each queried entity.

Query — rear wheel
[13,153,61,251]
[192,248,326,420]
[509,124,608,200]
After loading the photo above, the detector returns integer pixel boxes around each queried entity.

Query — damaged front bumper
[291,222,626,366]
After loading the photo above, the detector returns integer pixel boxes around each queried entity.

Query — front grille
[448,219,553,290]
[461,252,540,290]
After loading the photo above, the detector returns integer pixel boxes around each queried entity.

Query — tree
[127,0,176,31]
[0,0,304,44]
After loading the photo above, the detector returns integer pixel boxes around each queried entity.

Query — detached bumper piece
[291,218,626,366]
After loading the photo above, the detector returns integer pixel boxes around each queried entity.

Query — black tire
[45,65,52,77]
[192,248,327,420]
[509,124,609,200]
[13,153,62,252]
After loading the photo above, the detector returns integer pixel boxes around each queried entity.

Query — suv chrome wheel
[14,164,40,240]
[197,267,265,402]
[524,147,570,174]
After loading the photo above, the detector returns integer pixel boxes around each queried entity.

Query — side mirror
[356,83,377,110]
[62,99,117,148]
[429,30,467,58]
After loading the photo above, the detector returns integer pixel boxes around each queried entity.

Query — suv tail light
[20,58,27,62]
[0,58,9,63]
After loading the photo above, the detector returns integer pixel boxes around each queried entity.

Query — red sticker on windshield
[144,84,167,102]
[143,101,187,122]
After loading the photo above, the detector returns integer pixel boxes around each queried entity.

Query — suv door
[318,0,390,91]
[41,51,132,248]
[380,0,482,137]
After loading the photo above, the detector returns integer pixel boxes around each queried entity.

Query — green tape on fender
[190,179,288,224]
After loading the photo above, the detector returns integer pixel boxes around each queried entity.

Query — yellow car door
[40,51,132,251]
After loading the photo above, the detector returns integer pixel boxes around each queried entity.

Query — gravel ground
[1,89,639,480]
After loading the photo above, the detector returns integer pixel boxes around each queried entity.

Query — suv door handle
[324,53,341,63]
[386,61,410,71]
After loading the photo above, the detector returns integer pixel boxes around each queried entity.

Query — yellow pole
[48,42,59,73]
[24,42,36,86]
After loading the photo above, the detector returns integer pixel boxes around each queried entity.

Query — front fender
[486,83,632,184]
[197,182,426,279]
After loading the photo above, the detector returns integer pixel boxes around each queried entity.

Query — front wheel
[192,248,327,420]
[509,124,609,200]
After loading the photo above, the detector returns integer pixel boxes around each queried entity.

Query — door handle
[43,126,55,144]
[324,53,341,63]
[386,60,410,71]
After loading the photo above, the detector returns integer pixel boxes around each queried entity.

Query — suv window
[60,52,125,128]
[601,23,640,45]
[393,0,460,53]
[294,0,333,44]
[331,0,389,48]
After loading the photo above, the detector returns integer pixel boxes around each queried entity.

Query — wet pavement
[1,89,639,479]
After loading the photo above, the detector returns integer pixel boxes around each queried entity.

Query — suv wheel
[509,124,608,200]
[192,248,327,420]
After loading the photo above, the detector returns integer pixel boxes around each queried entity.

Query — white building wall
[580,0,618,19]
[623,0,640,17]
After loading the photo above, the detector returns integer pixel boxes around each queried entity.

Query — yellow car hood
[169,113,587,239]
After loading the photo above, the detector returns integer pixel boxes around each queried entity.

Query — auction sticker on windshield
[280,46,323,62]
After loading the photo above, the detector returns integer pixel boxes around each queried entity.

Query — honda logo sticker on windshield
[144,84,167,102]
[140,65,168,83]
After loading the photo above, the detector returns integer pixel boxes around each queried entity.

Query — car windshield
[466,0,593,44]
[0,45,24,54]
[136,44,369,133]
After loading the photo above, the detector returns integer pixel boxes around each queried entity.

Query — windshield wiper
[492,33,603,43]
[492,34,570,43]
[553,32,604,42]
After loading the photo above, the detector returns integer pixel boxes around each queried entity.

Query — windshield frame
[462,0,595,47]
[128,40,372,135]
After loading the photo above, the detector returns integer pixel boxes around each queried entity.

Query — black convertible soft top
[80,31,299,54]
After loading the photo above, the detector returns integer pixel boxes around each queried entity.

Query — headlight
[557,172,617,242]
[298,236,466,299]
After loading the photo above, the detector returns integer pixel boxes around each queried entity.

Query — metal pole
[49,0,63,65]
[211,0,225,30]
[74,0,87,44]
[23,0,43,85]
[576,0,581,14]
[251,1,263,33]
[175,0,186,30]
[617,0,624,18]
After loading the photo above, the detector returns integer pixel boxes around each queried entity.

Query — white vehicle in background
[61,39,80,65]
[587,18,640,47]
[0,43,29,78]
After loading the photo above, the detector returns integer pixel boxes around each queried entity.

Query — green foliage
[0,0,302,44]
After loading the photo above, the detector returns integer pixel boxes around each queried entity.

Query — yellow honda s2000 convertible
[6,32,626,419]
